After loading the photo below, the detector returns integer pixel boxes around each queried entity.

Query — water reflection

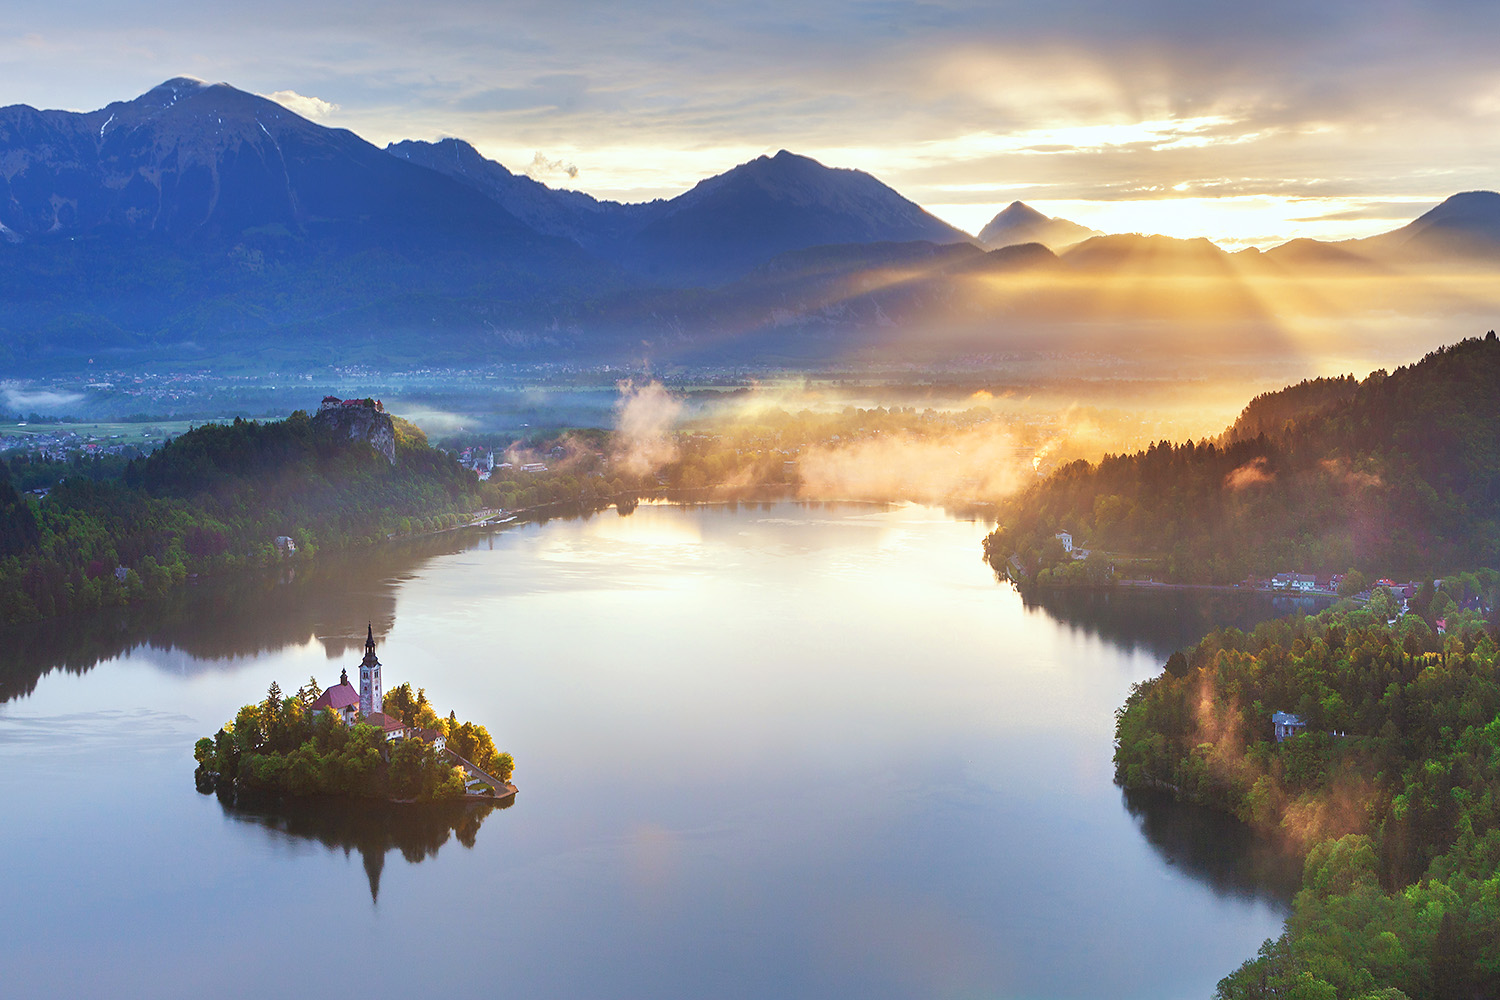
[1123,788,1302,905]
[0,533,479,703]
[219,795,509,903]
[0,498,904,704]
[0,502,1306,1000]
[1021,586,1334,661]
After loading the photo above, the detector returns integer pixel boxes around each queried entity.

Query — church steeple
[359,623,383,717]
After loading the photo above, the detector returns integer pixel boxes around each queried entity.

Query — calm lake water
[0,501,1321,1000]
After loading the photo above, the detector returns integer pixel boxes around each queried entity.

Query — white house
[1272,711,1308,742]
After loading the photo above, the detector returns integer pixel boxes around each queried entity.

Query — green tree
[1338,569,1368,598]
[388,739,426,799]
[295,676,323,707]
[193,737,216,767]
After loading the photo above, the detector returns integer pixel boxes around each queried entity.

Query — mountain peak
[136,76,211,106]
[993,201,1048,225]
[1417,190,1500,224]
[389,136,511,178]
[1363,189,1500,259]
[979,202,1097,250]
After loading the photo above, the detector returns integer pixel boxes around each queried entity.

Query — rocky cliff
[313,401,396,464]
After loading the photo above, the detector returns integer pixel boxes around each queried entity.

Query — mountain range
[3,77,1500,371]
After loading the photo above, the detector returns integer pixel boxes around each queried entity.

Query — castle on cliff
[320,395,384,412]
[312,396,396,464]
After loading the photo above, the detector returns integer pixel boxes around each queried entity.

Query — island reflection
[219,794,509,903]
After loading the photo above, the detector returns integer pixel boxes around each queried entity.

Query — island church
[308,625,410,741]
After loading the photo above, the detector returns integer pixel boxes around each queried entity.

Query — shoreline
[1112,579,1341,598]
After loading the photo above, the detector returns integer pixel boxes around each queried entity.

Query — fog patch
[1319,457,1383,490]
[1225,457,1275,490]
[612,380,681,477]
[798,426,1034,503]
[1,383,84,412]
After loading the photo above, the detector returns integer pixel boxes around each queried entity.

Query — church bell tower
[359,624,383,716]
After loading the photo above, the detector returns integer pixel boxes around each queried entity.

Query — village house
[1272,711,1308,742]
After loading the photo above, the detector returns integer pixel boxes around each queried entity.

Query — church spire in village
[359,623,383,717]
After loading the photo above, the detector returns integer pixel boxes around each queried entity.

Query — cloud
[1290,202,1436,223]
[263,89,340,120]
[524,151,579,180]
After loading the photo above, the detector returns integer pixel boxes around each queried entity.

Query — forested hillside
[1116,599,1500,998]
[0,409,480,625]
[986,335,1500,584]
[1221,375,1359,444]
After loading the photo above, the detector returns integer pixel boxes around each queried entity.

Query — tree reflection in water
[219,794,511,902]
[0,532,479,704]
[1123,787,1301,906]
[1020,586,1332,662]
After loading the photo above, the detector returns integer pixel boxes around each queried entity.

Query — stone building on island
[357,623,383,717]
[308,668,359,724]
[309,625,442,749]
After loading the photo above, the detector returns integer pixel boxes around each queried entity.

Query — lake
[0,501,1319,999]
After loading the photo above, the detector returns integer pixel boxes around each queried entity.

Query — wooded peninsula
[990,336,1500,997]
[985,335,1500,588]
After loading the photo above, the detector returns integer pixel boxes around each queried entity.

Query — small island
[194,625,515,804]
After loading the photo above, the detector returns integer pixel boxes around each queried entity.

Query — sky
[3,1,1499,247]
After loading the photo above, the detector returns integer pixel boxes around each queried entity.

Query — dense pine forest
[986,335,1500,584]
[0,408,481,626]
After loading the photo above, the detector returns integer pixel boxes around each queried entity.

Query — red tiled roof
[364,711,406,733]
[310,683,359,711]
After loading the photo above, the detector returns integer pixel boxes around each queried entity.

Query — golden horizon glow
[924,195,1441,250]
